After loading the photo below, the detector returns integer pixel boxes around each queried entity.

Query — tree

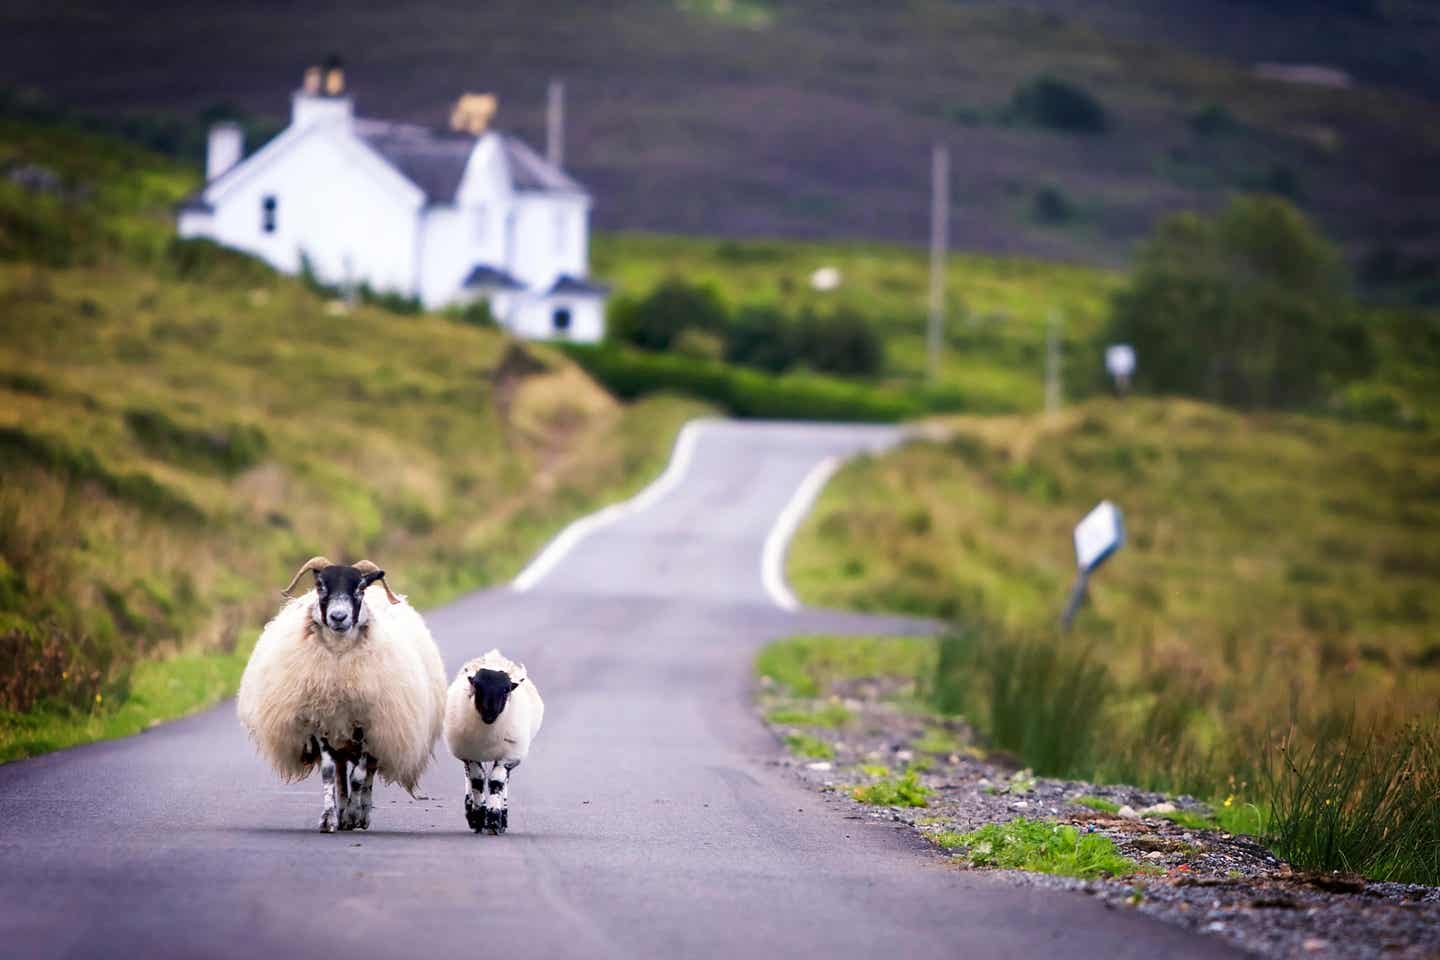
[793,306,885,377]
[1103,196,1371,409]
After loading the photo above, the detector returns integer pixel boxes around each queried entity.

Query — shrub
[166,236,274,287]
[610,277,727,351]
[1030,186,1073,225]
[792,306,885,377]
[1102,195,1372,409]
[456,298,497,328]
[1010,75,1108,134]
[725,304,796,373]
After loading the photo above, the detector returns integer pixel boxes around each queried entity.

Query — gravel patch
[757,678,1440,959]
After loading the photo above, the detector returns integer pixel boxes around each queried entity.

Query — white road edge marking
[511,419,710,592]
[762,455,842,612]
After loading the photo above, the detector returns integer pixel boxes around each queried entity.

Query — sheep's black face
[313,564,383,634]
[470,669,520,725]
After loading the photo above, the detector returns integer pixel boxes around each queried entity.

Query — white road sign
[1105,344,1136,380]
[1074,500,1124,572]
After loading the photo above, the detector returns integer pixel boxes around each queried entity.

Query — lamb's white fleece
[237,585,446,792]
[444,649,544,764]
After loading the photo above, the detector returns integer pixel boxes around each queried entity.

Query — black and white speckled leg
[318,739,340,833]
[464,761,488,833]
[484,763,510,834]
[342,750,373,831]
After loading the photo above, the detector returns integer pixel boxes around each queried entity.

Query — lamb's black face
[313,564,383,634]
[470,668,520,725]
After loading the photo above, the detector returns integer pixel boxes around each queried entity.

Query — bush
[793,306,885,377]
[725,304,796,373]
[1102,195,1372,409]
[1030,186,1073,224]
[166,236,274,287]
[456,298,497,328]
[1010,75,1108,134]
[609,277,727,351]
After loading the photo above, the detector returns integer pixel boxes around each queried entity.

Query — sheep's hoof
[465,801,486,833]
[484,807,507,835]
[318,811,337,833]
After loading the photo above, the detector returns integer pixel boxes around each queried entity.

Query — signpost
[1105,343,1136,395]
[1061,500,1125,631]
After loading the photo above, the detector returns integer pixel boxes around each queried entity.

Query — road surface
[0,420,1232,958]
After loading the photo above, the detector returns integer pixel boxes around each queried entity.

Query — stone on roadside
[1117,805,1141,820]
[806,761,833,772]
[1140,802,1178,816]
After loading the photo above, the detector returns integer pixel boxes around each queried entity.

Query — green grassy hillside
[0,120,707,761]
[789,398,1440,774]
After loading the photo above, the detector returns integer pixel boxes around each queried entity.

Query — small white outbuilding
[178,61,607,342]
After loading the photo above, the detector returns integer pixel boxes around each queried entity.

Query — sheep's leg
[318,737,343,833]
[464,761,488,833]
[484,761,515,835]
[341,728,373,831]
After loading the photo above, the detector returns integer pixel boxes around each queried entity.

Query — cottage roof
[355,119,585,203]
[461,264,527,290]
[547,274,609,296]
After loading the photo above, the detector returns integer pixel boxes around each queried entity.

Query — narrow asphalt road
[0,420,1234,959]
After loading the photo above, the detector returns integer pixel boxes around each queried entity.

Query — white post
[1045,309,1062,415]
[927,143,949,382]
[546,79,565,169]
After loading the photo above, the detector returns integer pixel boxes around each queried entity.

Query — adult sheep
[237,556,446,832]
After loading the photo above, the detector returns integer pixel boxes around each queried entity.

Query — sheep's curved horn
[353,560,401,605]
[281,556,333,598]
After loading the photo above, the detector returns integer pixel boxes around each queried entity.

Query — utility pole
[1045,309,1062,415]
[546,79,565,169]
[927,143,949,382]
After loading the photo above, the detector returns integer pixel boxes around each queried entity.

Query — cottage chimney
[323,54,345,96]
[292,55,354,129]
[206,122,243,181]
[450,93,497,135]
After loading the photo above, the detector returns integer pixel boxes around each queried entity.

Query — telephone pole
[927,143,949,382]
[546,79,565,168]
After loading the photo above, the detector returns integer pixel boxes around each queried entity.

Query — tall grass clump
[1260,721,1440,885]
[933,621,1110,777]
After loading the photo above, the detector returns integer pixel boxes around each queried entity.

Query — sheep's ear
[509,680,521,691]
[357,568,385,592]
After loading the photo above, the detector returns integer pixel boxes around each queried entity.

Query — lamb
[237,556,447,833]
[443,650,544,834]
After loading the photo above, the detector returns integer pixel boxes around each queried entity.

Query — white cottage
[178,63,606,341]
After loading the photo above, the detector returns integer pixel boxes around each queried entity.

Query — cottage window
[551,307,572,335]
[261,195,277,234]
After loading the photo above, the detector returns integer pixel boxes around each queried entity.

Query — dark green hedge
[559,343,968,422]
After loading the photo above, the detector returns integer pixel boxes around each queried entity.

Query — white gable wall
[416,134,516,309]
[507,193,591,290]
[194,129,423,296]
